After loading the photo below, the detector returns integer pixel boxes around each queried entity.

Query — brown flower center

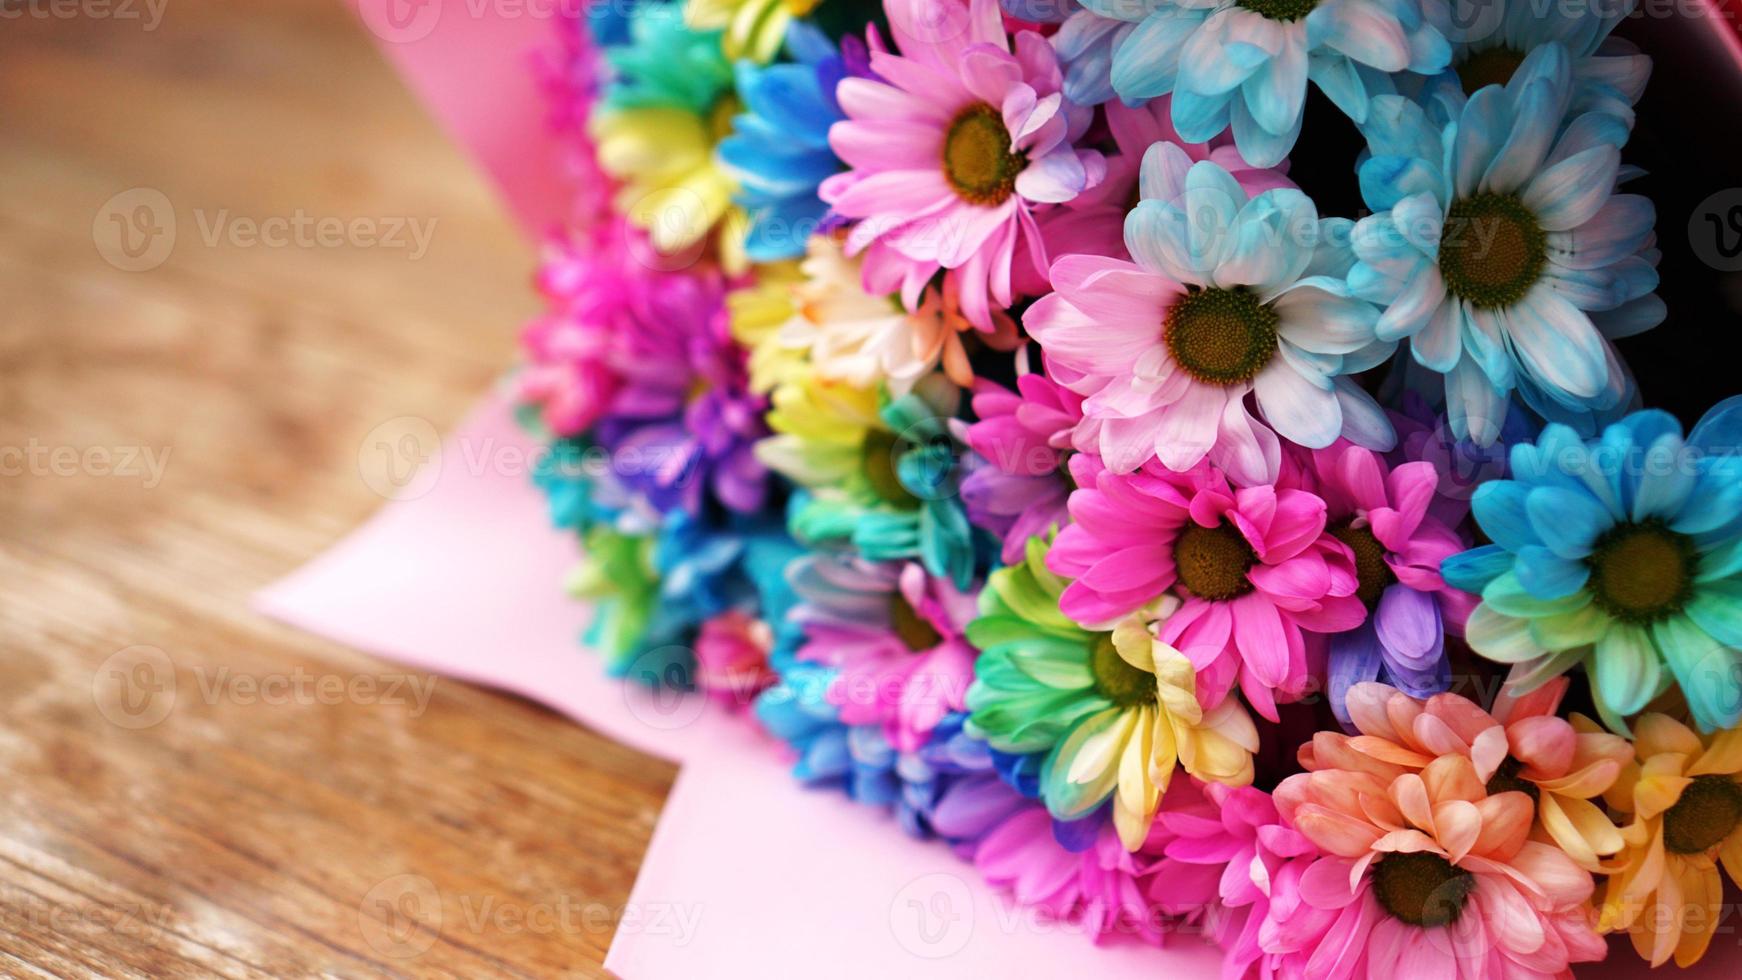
[1372,851,1476,927]
[1587,519,1697,624]
[1174,522,1257,602]
[1664,775,1742,854]
[1438,193,1547,310]
[1164,287,1280,386]
[1236,0,1320,20]
[1484,756,1541,803]
[861,429,921,510]
[1330,520,1394,608]
[943,102,1026,206]
[1088,633,1155,708]
[889,593,943,652]
[1458,46,1527,95]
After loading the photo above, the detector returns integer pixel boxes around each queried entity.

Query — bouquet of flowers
[516,0,1742,973]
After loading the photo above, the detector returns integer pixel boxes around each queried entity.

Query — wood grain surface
[0,1,674,975]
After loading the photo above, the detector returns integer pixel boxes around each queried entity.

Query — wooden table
[0,1,673,975]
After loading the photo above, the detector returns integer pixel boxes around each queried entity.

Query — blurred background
[0,1,666,974]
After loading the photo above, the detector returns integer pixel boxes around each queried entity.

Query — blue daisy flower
[1441,399,1742,733]
[1107,0,1451,166]
[1422,0,1650,117]
[716,22,847,262]
[1348,44,1660,446]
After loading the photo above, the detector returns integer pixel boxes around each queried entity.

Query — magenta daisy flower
[1153,781,1323,979]
[1026,147,1395,486]
[789,553,980,752]
[960,364,1083,564]
[1309,442,1477,725]
[1047,454,1366,720]
[820,0,1105,331]
[517,227,629,438]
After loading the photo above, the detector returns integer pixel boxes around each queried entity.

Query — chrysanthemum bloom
[820,0,1105,331]
[591,5,742,259]
[760,374,982,587]
[1311,680,1632,871]
[1312,442,1475,720]
[1426,0,1649,112]
[695,610,778,707]
[1107,0,1450,167]
[686,0,820,63]
[774,236,1019,394]
[1152,782,1322,978]
[517,231,632,439]
[959,363,1082,564]
[789,552,980,751]
[1274,754,1606,978]
[716,23,846,262]
[1027,148,1394,485]
[725,259,808,397]
[1348,46,1660,445]
[1598,713,1742,967]
[1441,402,1742,732]
[589,263,772,517]
[966,538,1258,848]
[1049,453,1366,720]
[961,797,1183,944]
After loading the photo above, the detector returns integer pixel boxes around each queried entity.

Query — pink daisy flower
[517,227,630,437]
[959,360,1084,564]
[1025,146,1395,486]
[1154,782,1324,980]
[1047,453,1366,721]
[821,0,1105,332]
[694,610,777,708]
[789,553,980,752]
[1308,442,1477,724]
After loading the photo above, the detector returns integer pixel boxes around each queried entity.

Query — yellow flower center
[1458,46,1528,95]
[943,102,1026,206]
[1663,775,1742,854]
[1330,521,1394,608]
[1089,633,1155,708]
[1174,522,1257,602]
[889,593,943,652]
[1164,287,1280,386]
[1438,193,1547,310]
[1372,852,1475,927]
[1587,519,1697,624]
[861,429,922,510]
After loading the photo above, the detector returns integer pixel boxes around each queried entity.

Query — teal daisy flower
[782,374,984,589]
[1442,399,1742,733]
